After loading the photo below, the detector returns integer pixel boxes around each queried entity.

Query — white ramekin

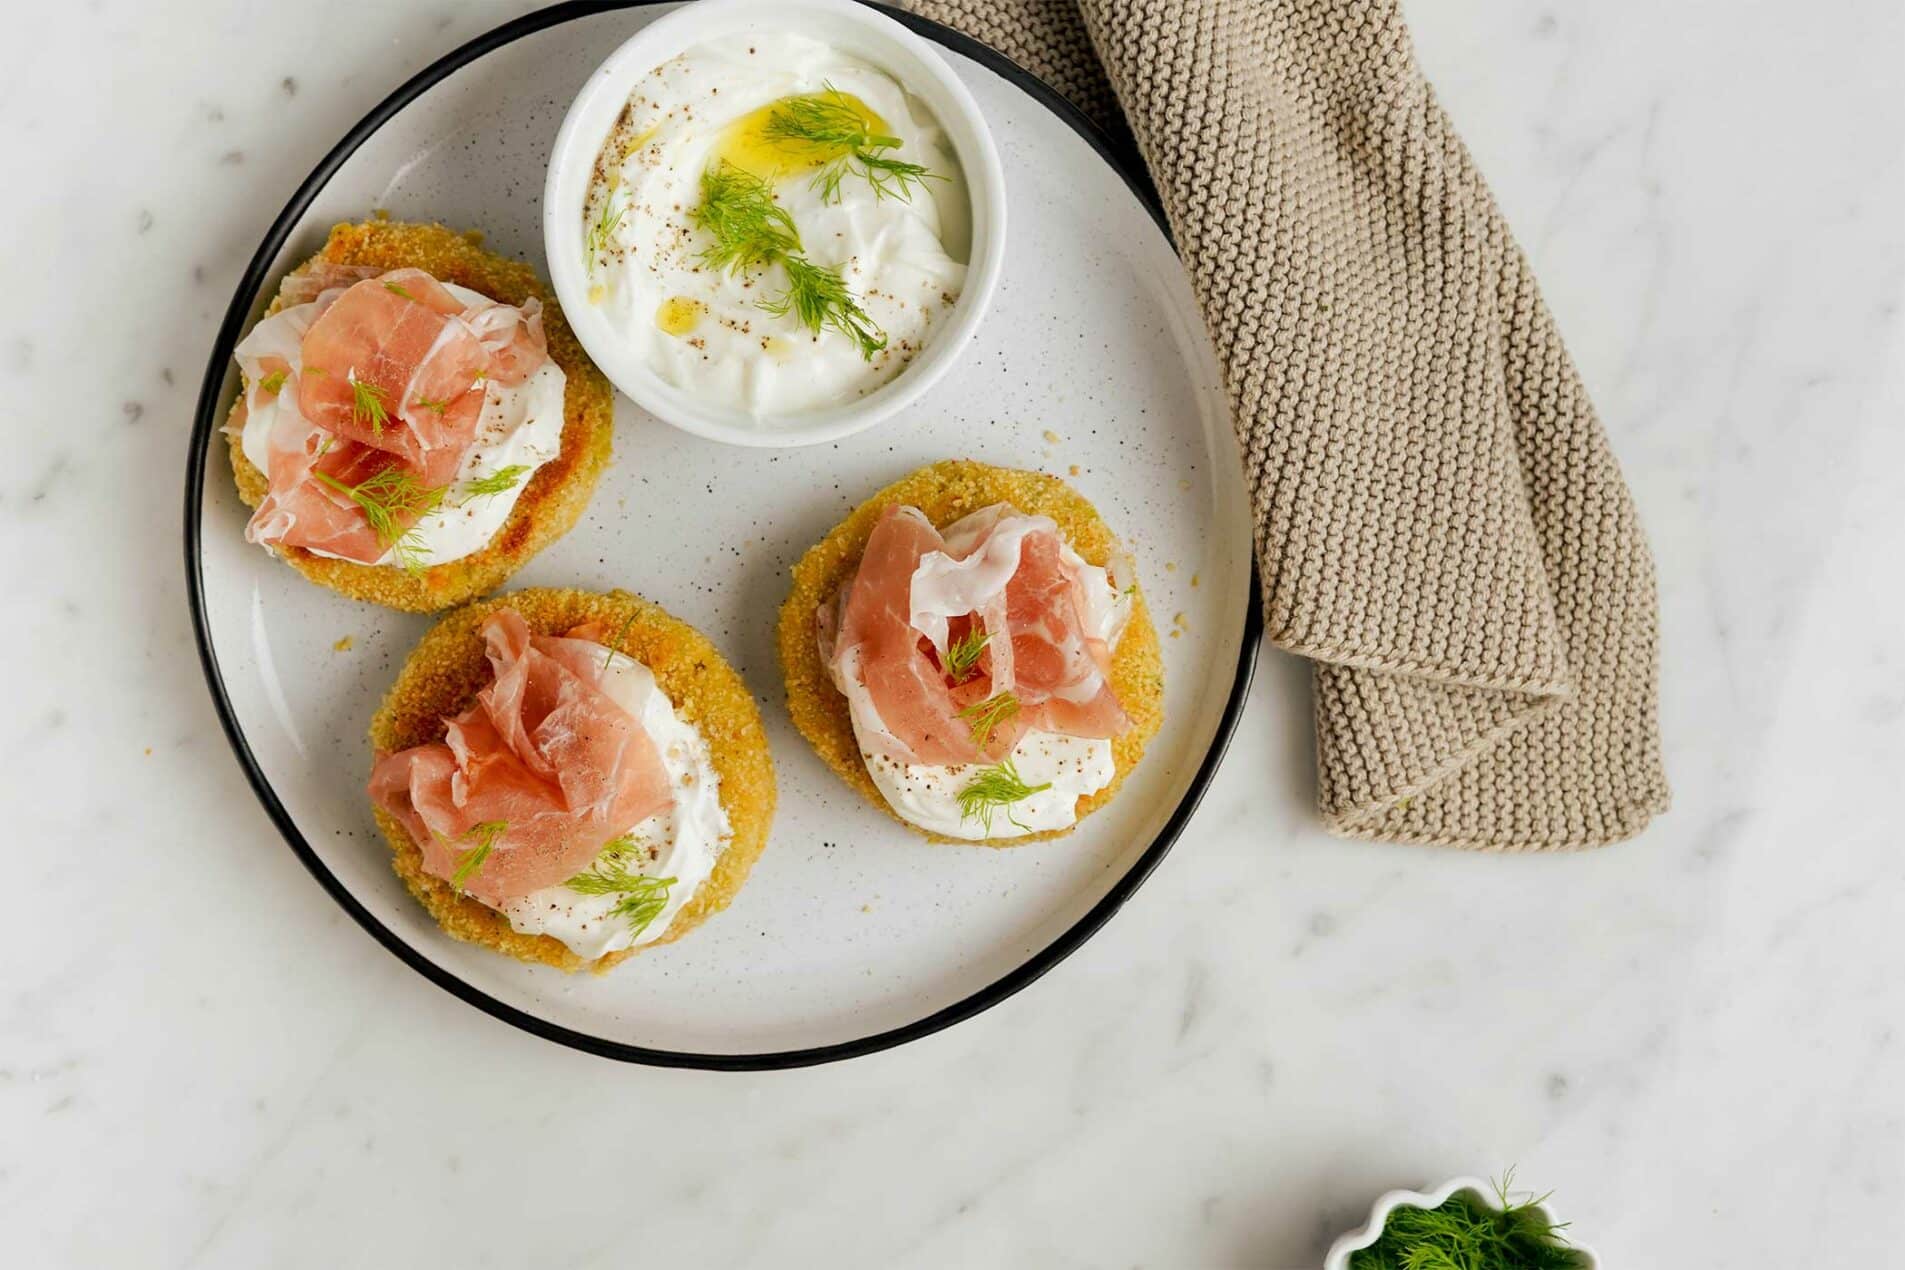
[543,0,1007,447]
[1323,1177,1600,1269]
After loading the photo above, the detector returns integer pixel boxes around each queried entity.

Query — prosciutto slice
[235,266,551,562]
[297,269,490,485]
[823,507,986,765]
[276,261,382,307]
[1000,528,1130,738]
[369,610,673,906]
[822,503,1131,767]
[246,426,401,564]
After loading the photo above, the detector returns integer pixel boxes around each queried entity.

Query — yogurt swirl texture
[583,32,970,419]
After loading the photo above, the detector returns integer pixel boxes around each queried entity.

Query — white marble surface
[4,0,1902,1265]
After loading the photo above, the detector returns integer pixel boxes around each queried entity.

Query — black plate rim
[183,0,1265,1070]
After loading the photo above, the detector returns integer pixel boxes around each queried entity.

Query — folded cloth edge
[902,0,1670,850]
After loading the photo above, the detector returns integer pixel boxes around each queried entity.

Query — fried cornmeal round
[369,587,777,973]
[225,218,615,612]
[777,459,1164,845]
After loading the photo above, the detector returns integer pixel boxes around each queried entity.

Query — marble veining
[1,1,1902,1267]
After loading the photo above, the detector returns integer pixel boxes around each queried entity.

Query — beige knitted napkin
[905,0,1670,849]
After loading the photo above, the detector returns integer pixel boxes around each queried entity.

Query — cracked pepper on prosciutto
[368,610,672,906]
[237,265,550,564]
[818,503,1131,767]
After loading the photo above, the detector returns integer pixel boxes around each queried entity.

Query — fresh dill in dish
[765,88,901,159]
[956,758,1051,834]
[689,161,888,360]
[412,395,451,416]
[942,627,990,682]
[1348,1175,1583,1270]
[692,163,801,273]
[449,820,509,893]
[958,691,1019,749]
[256,368,288,397]
[382,279,416,301]
[312,464,446,574]
[565,838,677,939]
[460,465,529,504]
[761,255,887,359]
[586,190,627,274]
[764,85,939,204]
[843,147,939,203]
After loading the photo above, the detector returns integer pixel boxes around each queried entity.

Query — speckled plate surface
[185,1,1259,1068]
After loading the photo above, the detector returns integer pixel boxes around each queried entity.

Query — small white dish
[543,0,1007,447]
[1323,1177,1600,1269]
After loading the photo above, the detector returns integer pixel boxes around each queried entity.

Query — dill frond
[564,843,676,939]
[688,157,885,357]
[846,148,937,202]
[383,279,416,301]
[956,758,1050,835]
[449,820,509,893]
[460,465,529,505]
[958,691,1019,749]
[761,254,886,360]
[942,627,991,682]
[691,162,801,273]
[257,369,288,397]
[349,376,390,437]
[765,88,902,155]
[586,190,627,275]
[313,464,447,575]
[764,85,938,203]
[610,883,673,937]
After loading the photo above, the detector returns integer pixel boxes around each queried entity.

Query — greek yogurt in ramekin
[545,0,1005,446]
[581,33,969,415]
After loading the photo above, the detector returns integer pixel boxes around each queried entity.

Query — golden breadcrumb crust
[777,460,1164,846]
[369,588,777,974]
[225,219,614,612]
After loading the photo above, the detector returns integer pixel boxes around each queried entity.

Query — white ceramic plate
[186,1,1259,1068]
